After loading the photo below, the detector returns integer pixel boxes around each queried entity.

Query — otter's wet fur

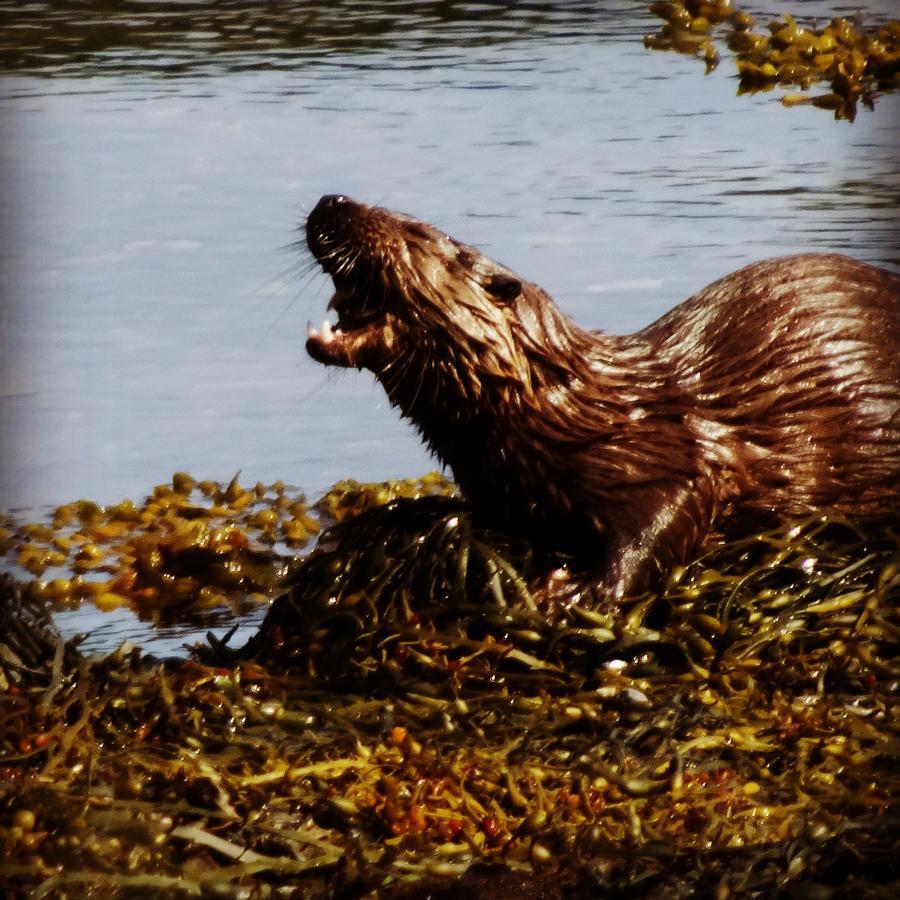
[305,195,900,598]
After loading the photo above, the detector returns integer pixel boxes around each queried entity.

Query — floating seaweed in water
[0,472,453,628]
[4,473,313,617]
[1,476,898,897]
[644,1,900,120]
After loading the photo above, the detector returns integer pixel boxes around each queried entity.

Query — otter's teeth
[307,320,341,343]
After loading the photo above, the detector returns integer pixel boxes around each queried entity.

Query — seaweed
[644,1,900,121]
[1,477,898,897]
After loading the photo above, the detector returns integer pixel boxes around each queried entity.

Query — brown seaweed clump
[3,473,315,617]
[644,1,900,120]
[1,477,898,898]
[0,472,453,631]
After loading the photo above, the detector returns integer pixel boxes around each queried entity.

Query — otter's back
[639,253,900,515]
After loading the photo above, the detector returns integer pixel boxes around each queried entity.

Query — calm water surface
[1,1,898,652]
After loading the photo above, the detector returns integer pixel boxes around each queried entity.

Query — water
[1,1,898,653]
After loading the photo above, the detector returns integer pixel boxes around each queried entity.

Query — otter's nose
[316,194,350,210]
[307,195,357,261]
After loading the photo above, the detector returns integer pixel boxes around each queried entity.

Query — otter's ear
[484,272,521,303]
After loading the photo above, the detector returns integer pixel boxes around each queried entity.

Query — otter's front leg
[598,479,714,599]
[529,479,714,611]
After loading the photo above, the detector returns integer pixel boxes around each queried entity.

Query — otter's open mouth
[306,281,390,369]
[304,194,399,370]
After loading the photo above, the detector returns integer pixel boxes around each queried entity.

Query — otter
[305,194,900,598]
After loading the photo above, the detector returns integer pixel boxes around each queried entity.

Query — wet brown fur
[306,195,900,597]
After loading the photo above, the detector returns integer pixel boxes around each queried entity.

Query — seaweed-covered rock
[1,480,898,898]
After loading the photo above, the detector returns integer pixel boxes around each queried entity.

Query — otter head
[305,195,584,422]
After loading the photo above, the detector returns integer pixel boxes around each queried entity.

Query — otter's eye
[484,273,521,303]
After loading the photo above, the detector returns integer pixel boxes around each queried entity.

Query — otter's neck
[381,308,694,546]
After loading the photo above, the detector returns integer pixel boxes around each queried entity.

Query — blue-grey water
[1,1,898,653]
